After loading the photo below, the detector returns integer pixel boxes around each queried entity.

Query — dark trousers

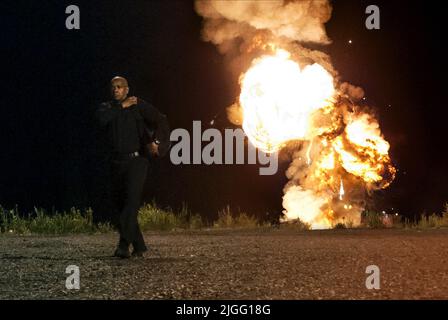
[110,156,149,251]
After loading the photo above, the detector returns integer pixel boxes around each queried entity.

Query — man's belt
[112,151,140,160]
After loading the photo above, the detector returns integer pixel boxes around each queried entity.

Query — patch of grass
[28,207,93,234]
[0,202,204,235]
[213,206,263,229]
[0,206,112,235]
[138,203,181,231]
[362,203,448,229]
[187,211,204,230]
[442,203,448,226]
[334,222,346,229]
[415,209,448,229]
[345,219,355,229]
[138,202,203,231]
[0,205,29,234]
[362,210,387,228]
[333,218,356,229]
[278,216,311,230]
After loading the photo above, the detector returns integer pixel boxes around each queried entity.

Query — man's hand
[121,96,138,109]
[149,142,159,157]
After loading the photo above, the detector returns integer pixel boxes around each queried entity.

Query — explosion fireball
[237,47,395,229]
[195,0,396,229]
[239,49,335,153]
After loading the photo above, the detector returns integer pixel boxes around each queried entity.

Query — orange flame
[239,49,335,153]
[237,49,395,229]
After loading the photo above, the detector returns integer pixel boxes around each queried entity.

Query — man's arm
[95,98,137,126]
[95,102,121,127]
[137,99,170,147]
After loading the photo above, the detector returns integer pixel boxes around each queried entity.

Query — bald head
[110,76,129,102]
[111,76,128,87]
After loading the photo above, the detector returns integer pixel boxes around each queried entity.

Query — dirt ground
[1,228,448,299]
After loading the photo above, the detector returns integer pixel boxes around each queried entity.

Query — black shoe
[114,247,131,259]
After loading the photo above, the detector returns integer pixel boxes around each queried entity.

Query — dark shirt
[95,99,170,155]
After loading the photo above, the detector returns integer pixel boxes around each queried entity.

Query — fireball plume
[239,49,335,152]
[195,0,395,229]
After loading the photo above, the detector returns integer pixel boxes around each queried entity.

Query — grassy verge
[360,204,448,229]
[0,203,269,235]
[138,202,203,231]
[405,210,448,229]
[2,203,448,235]
[0,202,206,235]
[0,206,112,235]
[213,206,265,229]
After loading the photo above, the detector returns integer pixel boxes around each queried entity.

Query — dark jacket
[95,99,170,157]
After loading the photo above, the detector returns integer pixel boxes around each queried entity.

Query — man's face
[110,79,129,102]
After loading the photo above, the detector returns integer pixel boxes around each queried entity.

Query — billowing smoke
[195,0,332,48]
[195,0,395,229]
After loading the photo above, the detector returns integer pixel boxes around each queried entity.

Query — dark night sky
[1,0,446,220]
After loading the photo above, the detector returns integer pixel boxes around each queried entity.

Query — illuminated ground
[1,228,448,299]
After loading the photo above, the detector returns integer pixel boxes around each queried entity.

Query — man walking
[95,76,169,258]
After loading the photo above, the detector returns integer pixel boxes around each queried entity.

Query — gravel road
[1,228,448,299]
